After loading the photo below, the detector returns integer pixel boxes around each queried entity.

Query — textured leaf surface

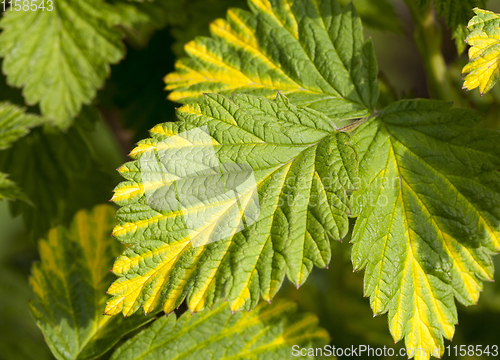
[165,0,379,120]
[169,0,249,56]
[462,8,500,95]
[30,205,155,360]
[0,0,125,128]
[351,100,500,359]
[111,299,329,360]
[106,93,358,316]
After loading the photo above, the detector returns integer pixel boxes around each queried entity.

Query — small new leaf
[30,205,155,360]
[462,8,500,95]
[165,0,379,120]
[107,93,358,316]
[0,0,125,128]
[110,299,329,360]
[352,100,500,359]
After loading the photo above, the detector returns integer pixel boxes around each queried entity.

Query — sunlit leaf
[110,299,329,360]
[165,0,379,121]
[30,205,156,360]
[106,93,358,316]
[0,0,125,128]
[351,100,500,359]
[462,8,500,95]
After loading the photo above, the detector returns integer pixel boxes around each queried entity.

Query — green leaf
[0,172,27,202]
[338,0,401,33]
[0,108,119,240]
[169,0,249,56]
[30,205,156,360]
[436,0,486,54]
[0,102,47,202]
[351,100,500,359]
[165,0,379,121]
[0,102,45,150]
[107,0,187,48]
[0,0,125,128]
[106,93,358,316]
[462,8,500,95]
[414,0,486,54]
[110,299,329,360]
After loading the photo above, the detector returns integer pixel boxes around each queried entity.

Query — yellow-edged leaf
[30,205,156,360]
[165,0,379,121]
[110,299,329,360]
[352,100,500,360]
[106,93,358,317]
[462,8,500,95]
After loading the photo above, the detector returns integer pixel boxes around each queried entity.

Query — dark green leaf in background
[0,102,47,202]
[413,0,487,54]
[30,205,157,360]
[0,108,121,240]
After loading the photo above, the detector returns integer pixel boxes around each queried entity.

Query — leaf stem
[338,112,379,133]
[403,0,465,106]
